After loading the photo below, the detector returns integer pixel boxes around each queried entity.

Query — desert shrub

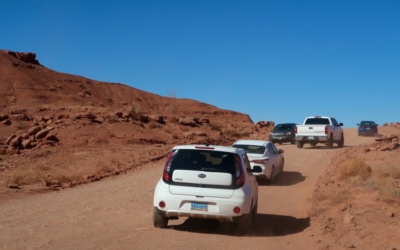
[7,95,17,104]
[8,165,49,186]
[105,98,113,104]
[338,157,371,180]
[126,101,142,120]
[209,121,222,131]
[15,121,29,130]
[168,89,178,114]
[172,132,179,139]
[78,83,87,89]
[223,128,241,138]
[328,189,350,205]
[168,116,179,124]
[163,126,172,134]
[148,120,158,129]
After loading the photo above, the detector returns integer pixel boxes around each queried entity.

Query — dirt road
[0,128,376,250]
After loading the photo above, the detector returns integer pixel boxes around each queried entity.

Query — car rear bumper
[269,135,294,142]
[154,207,250,222]
[153,182,253,223]
[359,130,377,136]
[295,135,328,142]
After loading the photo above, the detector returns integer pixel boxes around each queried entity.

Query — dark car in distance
[269,123,297,144]
[357,121,378,136]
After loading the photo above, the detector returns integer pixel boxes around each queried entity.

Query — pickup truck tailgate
[296,125,326,136]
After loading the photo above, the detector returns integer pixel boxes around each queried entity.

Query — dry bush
[168,116,179,124]
[172,132,179,139]
[15,121,29,130]
[360,169,400,202]
[168,89,178,114]
[148,120,158,129]
[163,126,172,134]
[8,165,50,186]
[223,128,241,138]
[126,101,142,120]
[328,189,350,205]
[338,157,372,180]
[7,95,17,104]
[78,83,87,89]
[209,121,222,131]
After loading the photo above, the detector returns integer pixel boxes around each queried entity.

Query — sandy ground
[0,128,378,250]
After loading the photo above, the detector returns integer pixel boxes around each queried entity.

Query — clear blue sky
[2,1,399,127]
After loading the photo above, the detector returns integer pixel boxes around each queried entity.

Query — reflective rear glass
[232,144,265,154]
[170,149,235,174]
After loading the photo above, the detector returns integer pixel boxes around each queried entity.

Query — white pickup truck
[295,116,344,148]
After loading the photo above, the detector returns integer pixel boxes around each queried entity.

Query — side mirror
[279,149,284,154]
[251,166,263,173]
[339,123,343,126]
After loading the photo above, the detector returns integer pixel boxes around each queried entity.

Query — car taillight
[235,155,245,186]
[162,151,175,183]
[233,206,241,214]
[159,201,166,208]
[294,126,297,134]
[324,126,328,134]
[252,159,269,164]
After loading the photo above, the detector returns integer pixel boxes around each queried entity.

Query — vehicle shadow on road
[170,214,310,237]
[302,145,351,150]
[258,171,306,187]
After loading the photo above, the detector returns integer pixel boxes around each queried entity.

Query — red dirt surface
[1,50,399,249]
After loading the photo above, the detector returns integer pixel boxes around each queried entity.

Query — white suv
[153,144,261,235]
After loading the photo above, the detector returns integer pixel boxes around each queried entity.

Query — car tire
[327,134,334,148]
[291,137,296,144]
[338,134,344,148]
[279,142,282,145]
[297,141,304,148]
[153,207,168,228]
[311,143,316,147]
[235,210,252,235]
[267,167,275,184]
[251,201,258,221]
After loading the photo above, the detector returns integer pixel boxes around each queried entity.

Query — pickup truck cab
[295,116,344,148]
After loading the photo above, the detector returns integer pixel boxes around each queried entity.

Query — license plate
[308,136,314,139]
[366,128,371,130]
[191,202,208,211]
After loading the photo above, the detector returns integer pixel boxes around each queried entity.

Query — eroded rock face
[7,51,41,65]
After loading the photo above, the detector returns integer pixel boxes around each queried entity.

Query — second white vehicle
[232,140,284,184]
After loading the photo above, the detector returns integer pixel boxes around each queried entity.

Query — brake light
[233,206,241,214]
[294,126,298,134]
[235,155,245,186]
[252,159,269,164]
[159,201,166,208]
[162,151,175,182]
[325,126,328,134]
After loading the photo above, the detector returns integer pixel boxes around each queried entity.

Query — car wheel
[267,166,275,184]
[338,134,344,148]
[291,137,296,144]
[251,201,258,221]
[235,209,252,235]
[279,142,282,145]
[153,207,168,228]
[311,143,316,147]
[281,158,284,171]
[327,134,334,148]
[297,141,304,148]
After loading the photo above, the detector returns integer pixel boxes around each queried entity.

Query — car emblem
[198,174,206,178]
